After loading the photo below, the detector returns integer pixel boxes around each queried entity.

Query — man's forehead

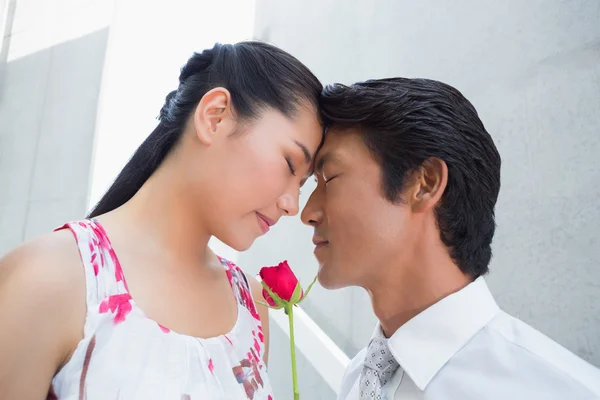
[314,132,353,172]
[316,127,362,160]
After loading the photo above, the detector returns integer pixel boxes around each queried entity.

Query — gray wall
[241,0,600,397]
[0,0,108,256]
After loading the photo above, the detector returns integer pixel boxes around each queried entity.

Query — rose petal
[274,261,299,301]
[262,288,277,307]
[259,266,280,291]
[259,261,301,302]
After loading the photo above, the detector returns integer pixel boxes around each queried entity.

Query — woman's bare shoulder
[0,229,87,397]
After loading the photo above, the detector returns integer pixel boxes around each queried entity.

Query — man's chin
[317,264,348,290]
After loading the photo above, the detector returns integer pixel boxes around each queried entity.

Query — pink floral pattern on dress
[157,322,171,333]
[232,347,266,400]
[98,293,132,324]
[258,330,264,343]
[50,221,273,400]
[218,256,262,323]
[90,222,130,293]
[216,257,271,399]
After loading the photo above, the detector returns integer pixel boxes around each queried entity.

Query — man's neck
[368,255,471,338]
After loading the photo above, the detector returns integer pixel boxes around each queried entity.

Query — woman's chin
[214,234,255,253]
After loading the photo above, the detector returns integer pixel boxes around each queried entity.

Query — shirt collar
[372,277,500,391]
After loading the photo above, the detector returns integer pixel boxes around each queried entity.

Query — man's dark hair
[321,78,501,278]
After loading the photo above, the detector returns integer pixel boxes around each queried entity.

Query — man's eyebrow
[315,151,334,174]
[294,140,312,164]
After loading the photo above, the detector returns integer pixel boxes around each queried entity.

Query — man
[301,78,600,399]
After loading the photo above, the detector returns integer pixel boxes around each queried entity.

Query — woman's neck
[102,165,214,268]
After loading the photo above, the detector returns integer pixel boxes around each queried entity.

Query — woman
[0,41,323,399]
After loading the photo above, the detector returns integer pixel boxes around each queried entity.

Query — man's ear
[192,87,233,146]
[407,158,448,213]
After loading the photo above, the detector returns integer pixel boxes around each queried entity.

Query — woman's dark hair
[321,78,501,279]
[88,41,322,218]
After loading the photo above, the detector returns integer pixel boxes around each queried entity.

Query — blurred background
[1,0,599,398]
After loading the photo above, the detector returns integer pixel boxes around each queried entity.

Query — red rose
[258,262,318,400]
[259,261,303,306]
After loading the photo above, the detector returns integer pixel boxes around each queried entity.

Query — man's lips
[312,237,329,247]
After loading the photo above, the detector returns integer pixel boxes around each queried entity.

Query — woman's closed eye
[285,157,297,176]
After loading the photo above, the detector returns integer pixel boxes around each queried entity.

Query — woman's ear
[193,87,233,146]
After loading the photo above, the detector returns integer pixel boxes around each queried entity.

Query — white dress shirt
[338,277,600,399]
